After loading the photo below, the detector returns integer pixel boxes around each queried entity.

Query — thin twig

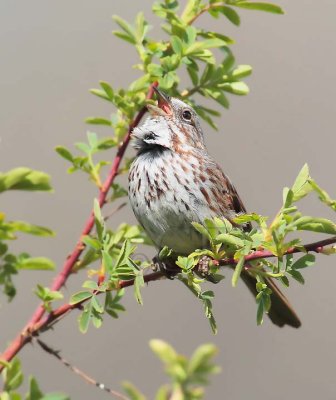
[104,202,127,221]
[36,339,129,400]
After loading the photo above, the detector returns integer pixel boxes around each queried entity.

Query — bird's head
[132,87,205,153]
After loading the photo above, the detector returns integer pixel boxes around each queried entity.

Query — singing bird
[128,87,301,328]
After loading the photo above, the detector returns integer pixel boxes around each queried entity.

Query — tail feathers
[241,271,301,328]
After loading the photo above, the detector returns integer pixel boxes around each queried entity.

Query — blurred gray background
[1,1,336,398]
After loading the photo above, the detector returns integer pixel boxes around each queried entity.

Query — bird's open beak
[147,87,173,116]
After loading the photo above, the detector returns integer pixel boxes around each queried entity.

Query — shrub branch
[1,236,334,368]
[0,82,158,371]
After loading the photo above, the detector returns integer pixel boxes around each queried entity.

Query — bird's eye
[182,109,192,122]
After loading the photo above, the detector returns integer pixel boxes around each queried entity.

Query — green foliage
[176,257,219,334]
[0,358,69,400]
[0,168,54,301]
[55,0,277,180]
[0,168,52,193]
[55,132,117,186]
[69,200,149,333]
[122,340,220,400]
[187,164,336,325]
[34,285,63,312]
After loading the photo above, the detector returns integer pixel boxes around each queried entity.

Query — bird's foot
[197,256,223,283]
[197,255,212,277]
[152,255,180,280]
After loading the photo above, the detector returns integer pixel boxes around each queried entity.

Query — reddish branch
[0,82,158,371]
[1,236,335,368]
[219,236,336,266]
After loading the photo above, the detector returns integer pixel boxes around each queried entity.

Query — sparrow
[128,87,301,328]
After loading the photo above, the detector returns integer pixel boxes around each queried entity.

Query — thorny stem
[0,82,158,372]
[1,237,335,368]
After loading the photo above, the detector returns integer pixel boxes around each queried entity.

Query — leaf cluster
[0,168,54,301]
[123,340,220,400]
[0,358,69,400]
[69,200,149,333]
[178,164,336,327]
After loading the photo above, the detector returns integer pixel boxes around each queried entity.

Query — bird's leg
[196,256,223,284]
[152,254,180,280]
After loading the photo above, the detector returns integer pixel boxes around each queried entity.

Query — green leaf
[112,15,136,43]
[256,298,264,325]
[78,304,92,333]
[159,71,178,89]
[129,74,150,92]
[309,179,336,212]
[17,257,55,271]
[82,280,99,290]
[176,256,196,271]
[215,233,244,247]
[291,164,312,201]
[91,296,104,313]
[192,222,212,241]
[135,12,149,44]
[230,64,252,79]
[0,168,52,193]
[134,272,145,305]
[291,254,315,269]
[69,291,93,305]
[155,386,171,400]
[2,358,24,391]
[231,257,245,287]
[93,199,104,241]
[187,66,199,86]
[288,269,305,284]
[293,216,336,235]
[82,235,101,250]
[40,393,70,400]
[99,81,114,100]
[188,344,218,375]
[122,382,146,400]
[85,117,111,126]
[221,81,249,95]
[75,142,91,155]
[233,1,284,14]
[171,36,184,56]
[147,63,163,77]
[34,285,63,303]
[26,376,44,400]
[218,6,241,26]
[113,31,136,45]
[149,339,177,364]
[10,222,54,237]
[55,146,73,162]
[97,137,117,150]
[89,88,113,102]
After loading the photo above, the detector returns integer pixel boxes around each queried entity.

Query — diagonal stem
[36,339,129,400]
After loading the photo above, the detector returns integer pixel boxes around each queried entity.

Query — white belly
[128,150,212,255]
